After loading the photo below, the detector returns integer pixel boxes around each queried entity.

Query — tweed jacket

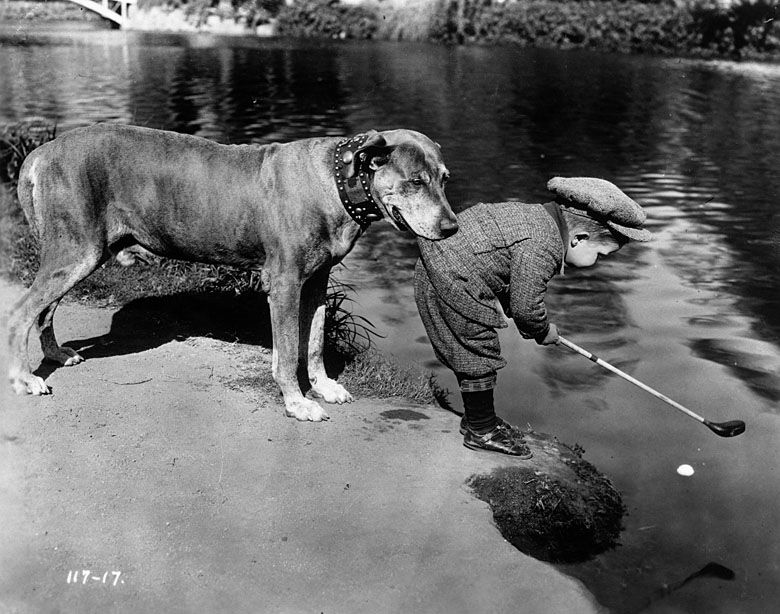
[416,201,566,340]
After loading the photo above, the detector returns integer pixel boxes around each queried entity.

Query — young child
[414,177,652,457]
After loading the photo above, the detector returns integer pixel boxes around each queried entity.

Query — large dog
[7,123,457,421]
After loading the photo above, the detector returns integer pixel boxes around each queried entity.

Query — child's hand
[537,323,560,345]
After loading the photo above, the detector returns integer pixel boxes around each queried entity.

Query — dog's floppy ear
[345,131,393,179]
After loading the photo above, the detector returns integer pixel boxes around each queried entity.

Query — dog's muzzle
[391,206,409,231]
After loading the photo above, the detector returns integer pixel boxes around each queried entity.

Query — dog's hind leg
[38,298,84,366]
[7,247,104,395]
[266,266,330,421]
[301,269,353,405]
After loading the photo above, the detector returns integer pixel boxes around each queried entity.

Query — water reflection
[2,28,780,613]
[538,266,641,396]
[690,337,780,403]
[631,562,736,614]
[129,42,352,142]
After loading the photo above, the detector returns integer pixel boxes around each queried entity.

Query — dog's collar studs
[334,132,384,230]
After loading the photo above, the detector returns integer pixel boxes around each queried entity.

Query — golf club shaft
[558,336,707,425]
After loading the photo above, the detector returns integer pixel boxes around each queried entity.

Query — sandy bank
[0,279,603,612]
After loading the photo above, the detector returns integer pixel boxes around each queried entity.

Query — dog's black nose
[439,217,459,237]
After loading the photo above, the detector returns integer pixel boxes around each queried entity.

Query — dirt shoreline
[0,279,604,613]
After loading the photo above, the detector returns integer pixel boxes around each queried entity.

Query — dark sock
[462,388,498,434]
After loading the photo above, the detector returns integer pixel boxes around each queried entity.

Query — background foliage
[276,0,378,38]
[274,0,779,58]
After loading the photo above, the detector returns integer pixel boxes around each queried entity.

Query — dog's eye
[411,178,426,186]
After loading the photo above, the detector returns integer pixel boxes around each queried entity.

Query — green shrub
[374,0,444,41]
[0,119,57,186]
[688,0,778,56]
[276,0,378,39]
[430,1,697,54]
[0,119,54,282]
[129,0,779,58]
[136,0,282,26]
[0,0,103,21]
[0,184,38,283]
[428,0,777,58]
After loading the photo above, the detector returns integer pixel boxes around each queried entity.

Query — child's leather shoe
[463,422,533,458]
[459,415,521,436]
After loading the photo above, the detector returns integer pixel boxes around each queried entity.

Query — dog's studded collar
[334,133,384,229]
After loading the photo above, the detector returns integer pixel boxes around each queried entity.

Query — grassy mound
[469,430,625,564]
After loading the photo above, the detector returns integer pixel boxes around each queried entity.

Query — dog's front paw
[284,397,330,422]
[310,377,353,404]
[9,369,50,396]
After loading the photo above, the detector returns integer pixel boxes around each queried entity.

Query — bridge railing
[66,0,137,28]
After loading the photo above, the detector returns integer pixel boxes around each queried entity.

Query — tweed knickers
[414,260,506,389]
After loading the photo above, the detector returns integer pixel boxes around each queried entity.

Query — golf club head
[704,420,746,438]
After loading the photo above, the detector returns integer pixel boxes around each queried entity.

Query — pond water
[2,23,779,614]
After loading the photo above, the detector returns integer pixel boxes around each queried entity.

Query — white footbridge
[66,0,136,28]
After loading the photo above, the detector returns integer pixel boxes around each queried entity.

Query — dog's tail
[15,151,42,240]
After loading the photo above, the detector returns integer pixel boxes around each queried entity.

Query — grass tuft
[324,279,382,356]
[337,347,449,405]
[0,118,57,186]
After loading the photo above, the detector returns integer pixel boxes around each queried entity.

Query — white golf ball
[677,464,695,477]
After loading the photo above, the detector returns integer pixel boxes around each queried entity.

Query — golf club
[558,336,746,438]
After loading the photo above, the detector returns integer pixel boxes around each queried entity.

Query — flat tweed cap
[547,177,653,242]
